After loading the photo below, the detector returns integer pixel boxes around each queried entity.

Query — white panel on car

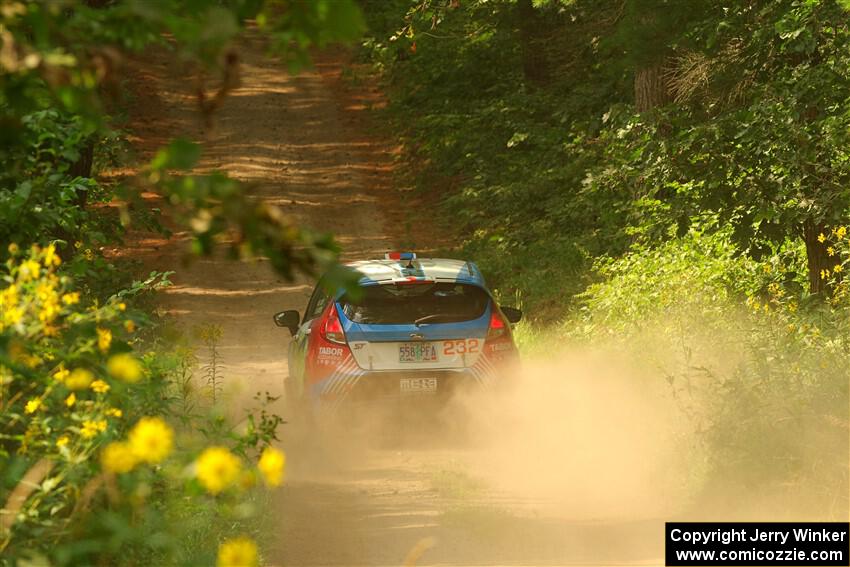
[348,339,483,371]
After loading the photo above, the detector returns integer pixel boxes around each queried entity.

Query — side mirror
[273,310,300,334]
[500,306,523,325]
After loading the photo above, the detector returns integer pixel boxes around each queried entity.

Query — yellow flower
[74,241,83,249]
[97,328,112,353]
[257,447,286,487]
[81,419,107,438]
[65,393,76,407]
[818,232,826,243]
[217,536,258,567]
[766,282,784,298]
[834,264,843,273]
[2,305,23,329]
[90,379,110,394]
[106,408,123,418]
[65,368,94,390]
[84,249,94,261]
[196,446,242,495]
[19,259,40,281]
[107,353,144,383]
[8,243,19,255]
[38,300,60,324]
[0,284,19,313]
[1,290,23,329]
[43,244,61,267]
[56,435,70,448]
[128,417,173,463]
[837,226,847,239]
[117,302,126,311]
[35,281,56,302]
[101,442,137,474]
[828,247,835,257]
[62,292,80,305]
[124,320,136,333]
[821,269,829,280]
[53,366,70,383]
[24,398,42,414]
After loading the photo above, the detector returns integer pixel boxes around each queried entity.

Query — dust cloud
[439,332,848,524]
[284,340,697,518]
[446,346,694,520]
[289,332,846,523]
[273,334,846,565]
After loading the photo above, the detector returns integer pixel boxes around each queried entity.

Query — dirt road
[125,34,665,567]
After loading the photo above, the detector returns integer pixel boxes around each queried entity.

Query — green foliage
[0,1,366,565]
[595,0,850,257]
[1,0,365,287]
[363,0,850,306]
[0,110,99,251]
[569,230,848,513]
[0,246,287,566]
[361,0,623,316]
[577,225,753,331]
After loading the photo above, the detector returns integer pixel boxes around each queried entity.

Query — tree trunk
[516,0,548,86]
[634,63,670,112]
[68,140,94,209]
[803,220,831,295]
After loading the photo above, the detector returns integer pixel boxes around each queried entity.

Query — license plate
[399,342,437,363]
[400,377,438,394]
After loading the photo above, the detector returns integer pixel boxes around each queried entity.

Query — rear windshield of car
[340,282,489,325]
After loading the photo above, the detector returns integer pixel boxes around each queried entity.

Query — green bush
[0,245,286,566]
[569,229,849,516]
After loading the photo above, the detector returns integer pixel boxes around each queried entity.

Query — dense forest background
[0,1,848,566]
[360,0,849,519]
[363,0,850,309]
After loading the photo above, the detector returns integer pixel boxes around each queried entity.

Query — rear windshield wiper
[414,314,455,327]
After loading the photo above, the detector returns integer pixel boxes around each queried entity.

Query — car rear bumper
[307,356,510,409]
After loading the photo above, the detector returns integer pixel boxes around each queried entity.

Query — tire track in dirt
[123,33,663,567]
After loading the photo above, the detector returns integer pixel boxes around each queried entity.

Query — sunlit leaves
[1,0,366,282]
[261,0,366,72]
[149,139,202,172]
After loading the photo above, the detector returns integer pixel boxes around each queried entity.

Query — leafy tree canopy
[1,0,364,283]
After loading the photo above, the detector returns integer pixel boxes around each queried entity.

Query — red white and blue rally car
[274,252,521,414]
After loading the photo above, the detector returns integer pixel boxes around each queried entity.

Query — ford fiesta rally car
[274,253,522,414]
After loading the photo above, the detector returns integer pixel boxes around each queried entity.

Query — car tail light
[487,309,509,339]
[321,303,347,345]
[484,307,518,366]
[306,303,353,387]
